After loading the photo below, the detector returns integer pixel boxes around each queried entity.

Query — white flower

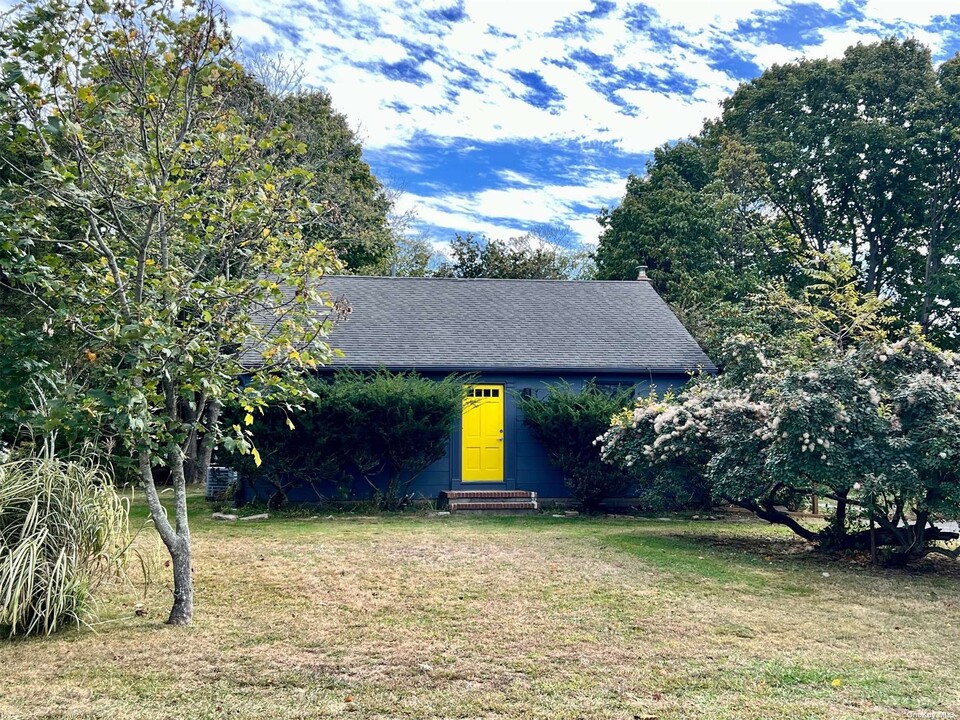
[853,482,862,490]
[878,354,887,362]
[939,451,947,459]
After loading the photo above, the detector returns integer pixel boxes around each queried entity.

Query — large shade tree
[593,138,798,352]
[596,38,960,348]
[715,38,960,346]
[0,0,341,624]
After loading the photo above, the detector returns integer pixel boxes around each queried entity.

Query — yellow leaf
[163,51,174,63]
[232,424,241,433]
[285,417,295,431]
[251,447,262,467]
[77,86,94,104]
[244,413,254,426]
[263,182,275,193]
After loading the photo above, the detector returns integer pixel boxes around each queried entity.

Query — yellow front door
[462,384,504,482]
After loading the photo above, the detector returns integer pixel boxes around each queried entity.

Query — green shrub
[0,455,131,637]
[518,381,634,509]
[603,394,713,511]
[235,370,467,510]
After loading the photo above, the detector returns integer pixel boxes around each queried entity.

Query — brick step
[443,490,536,500]
[448,501,538,513]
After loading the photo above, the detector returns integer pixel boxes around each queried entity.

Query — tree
[601,255,960,564]
[597,39,960,349]
[593,138,797,354]
[0,0,340,624]
[435,232,592,279]
[272,91,393,273]
[383,233,436,277]
[715,38,960,347]
[237,57,394,274]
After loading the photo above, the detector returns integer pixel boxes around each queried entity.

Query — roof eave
[240,362,717,375]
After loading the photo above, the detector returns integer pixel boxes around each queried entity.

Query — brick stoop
[442,490,538,514]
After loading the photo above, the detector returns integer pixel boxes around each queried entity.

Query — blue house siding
[237,370,692,504]
[435,370,690,500]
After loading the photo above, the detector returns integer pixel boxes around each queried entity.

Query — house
[238,274,714,505]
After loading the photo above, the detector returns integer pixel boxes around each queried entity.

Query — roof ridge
[324,275,649,284]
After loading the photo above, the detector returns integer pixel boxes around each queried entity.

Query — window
[595,382,638,399]
[469,387,501,398]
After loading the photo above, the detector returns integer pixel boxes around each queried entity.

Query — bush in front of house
[234,370,467,510]
[0,454,132,637]
[602,391,714,511]
[600,331,960,565]
[517,381,634,510]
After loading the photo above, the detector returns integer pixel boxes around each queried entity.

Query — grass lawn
[2,494,958,720]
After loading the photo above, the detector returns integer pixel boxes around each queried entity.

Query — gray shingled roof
[275,276,714,373]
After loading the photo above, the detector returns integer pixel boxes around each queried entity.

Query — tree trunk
[193,399,221,486]
[139,448,195,626]
[733,497,818,542]
[920,209,941,334]
[166,536,193,625]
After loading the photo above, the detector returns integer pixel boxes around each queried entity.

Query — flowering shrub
[600,388,715,510]
[600,333,960,564]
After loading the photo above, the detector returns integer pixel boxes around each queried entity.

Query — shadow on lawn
[605,529,960,586]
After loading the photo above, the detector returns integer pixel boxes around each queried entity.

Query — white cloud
[395,172,630,246]
[861,0,959,25]
[215,0,960,245]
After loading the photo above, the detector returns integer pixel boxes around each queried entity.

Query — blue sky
[226,2,960,247]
